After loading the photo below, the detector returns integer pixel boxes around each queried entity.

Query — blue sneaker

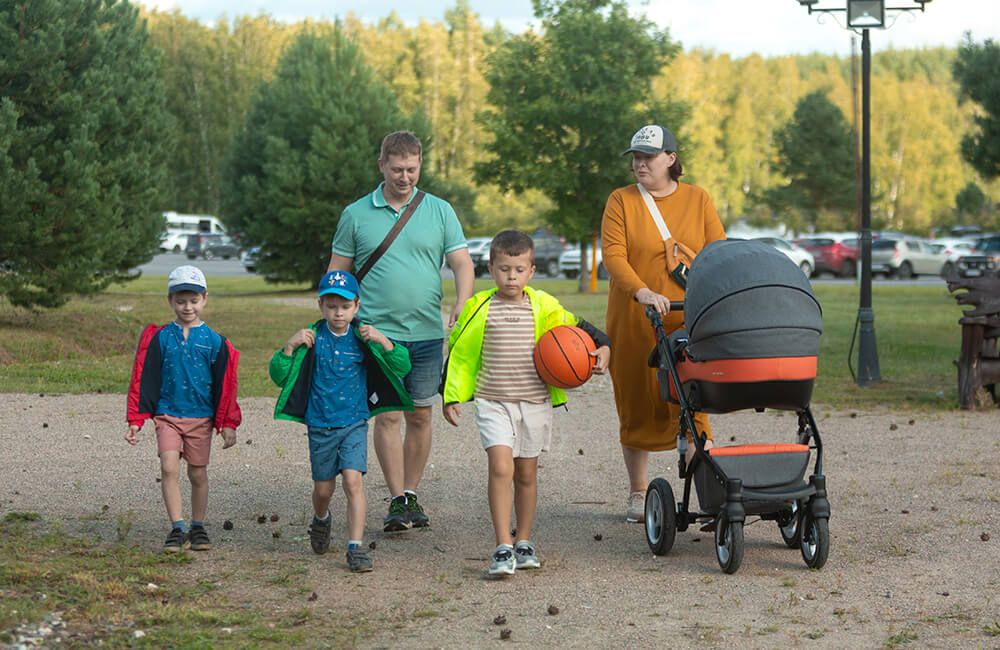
[514,540,540,569]
[488,544,516,576]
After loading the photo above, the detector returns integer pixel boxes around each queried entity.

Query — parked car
[870,237,945,278]
[241,246,261,273]
[956,234,1000,278]
[466,237,493,276]
[792,233,859,277]
[185,233,240,260]
[532,233,567,277]
[752,237,815,277]
[559,244,607,280]
[929,237,975,277]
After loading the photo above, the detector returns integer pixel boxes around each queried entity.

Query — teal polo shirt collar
[371,182,420,213]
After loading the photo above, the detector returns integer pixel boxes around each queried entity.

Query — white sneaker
[626,491,645,523]
[514,540,541,569]
[488,544,516,575]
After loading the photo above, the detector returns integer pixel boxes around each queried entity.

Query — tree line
[2,0,998,307]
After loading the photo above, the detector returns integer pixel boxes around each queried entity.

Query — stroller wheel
[644,478,677,556]
[800,515,830,569]
[778,501,802,549]
[715,516,744,574]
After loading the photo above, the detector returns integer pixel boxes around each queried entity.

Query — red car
[793,234,859,278]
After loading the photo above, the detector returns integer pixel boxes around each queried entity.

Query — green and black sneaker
[383,496,410,532]
[405,493,430,528]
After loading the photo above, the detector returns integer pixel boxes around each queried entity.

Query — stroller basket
[695,444,810,513]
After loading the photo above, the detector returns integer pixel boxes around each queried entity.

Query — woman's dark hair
[667,152,684,181]
[490,230,535,263]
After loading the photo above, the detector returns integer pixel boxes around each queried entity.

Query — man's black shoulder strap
[355,190,425,283]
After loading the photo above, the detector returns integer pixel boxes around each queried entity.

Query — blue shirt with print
[305,324,369,428]
[157,322,221,418]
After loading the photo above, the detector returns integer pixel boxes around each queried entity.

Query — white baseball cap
[167,265,207,294]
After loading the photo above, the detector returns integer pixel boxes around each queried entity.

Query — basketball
[533,325,597,389]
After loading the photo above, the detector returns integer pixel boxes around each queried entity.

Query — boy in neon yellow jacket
[440,230,610,575]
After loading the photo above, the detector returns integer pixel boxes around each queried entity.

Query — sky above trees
[143,0,1000,56]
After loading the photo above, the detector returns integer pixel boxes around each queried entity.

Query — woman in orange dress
[601,125,726,523]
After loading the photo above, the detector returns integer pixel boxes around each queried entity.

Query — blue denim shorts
[307,419,368,481]
[392,338,444,407]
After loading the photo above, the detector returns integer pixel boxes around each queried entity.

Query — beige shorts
[474,398,553,458]
[154,415,214,466]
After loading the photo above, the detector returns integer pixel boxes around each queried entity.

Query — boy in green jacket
[270,270,412,572]
[441,230,610,576]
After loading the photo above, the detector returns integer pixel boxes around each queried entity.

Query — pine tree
[221,29,405,285]
[764,90,855,231]
[954,36,1000,179]
[0,0,170,309]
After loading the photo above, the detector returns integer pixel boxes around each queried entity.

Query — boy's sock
[313,512,332,525]
[403,489,416,497]
[347,540,363,551]
[190,520,205,529]
[171,519,186,531]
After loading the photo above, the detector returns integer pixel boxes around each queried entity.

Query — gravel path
[2,384,998,647]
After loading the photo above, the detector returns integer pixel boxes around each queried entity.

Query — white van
[160,212,227,253]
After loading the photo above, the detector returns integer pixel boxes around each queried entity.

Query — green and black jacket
[269,319,414,423]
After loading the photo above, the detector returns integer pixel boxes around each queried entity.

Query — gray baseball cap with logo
[622,124,678,155]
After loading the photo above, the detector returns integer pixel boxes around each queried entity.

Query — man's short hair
[490,230,535,263]
[379,131,422,161]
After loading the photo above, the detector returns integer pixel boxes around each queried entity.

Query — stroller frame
[643,306,831,573]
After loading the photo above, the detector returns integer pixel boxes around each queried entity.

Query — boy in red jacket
[125,265,241,552]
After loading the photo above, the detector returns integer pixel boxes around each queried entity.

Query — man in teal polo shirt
[329,131,474,532]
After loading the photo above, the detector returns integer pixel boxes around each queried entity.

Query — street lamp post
[795,0,932,387]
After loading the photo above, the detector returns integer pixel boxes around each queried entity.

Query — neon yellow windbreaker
[441,286,583,407]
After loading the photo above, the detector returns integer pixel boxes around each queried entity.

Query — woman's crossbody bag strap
[636,183,694,288]
[636,183,671,240]
[355,190,425,283]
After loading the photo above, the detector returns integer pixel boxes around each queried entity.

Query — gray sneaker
[514,540,540,569]
[308,513,332,555]
[488,544,516,576]
[187,525,212,551]
[626,491,645,523]
[346,548,374,573]
[163,527,187,553]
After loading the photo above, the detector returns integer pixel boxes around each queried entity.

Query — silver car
[871,237,946,279]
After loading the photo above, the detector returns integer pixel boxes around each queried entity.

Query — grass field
[0,275,970,409]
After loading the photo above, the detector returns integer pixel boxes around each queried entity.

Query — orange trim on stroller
[709,443,810,457]
[677,356,817,383]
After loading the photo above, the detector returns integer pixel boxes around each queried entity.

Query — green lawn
[0,276,970,409]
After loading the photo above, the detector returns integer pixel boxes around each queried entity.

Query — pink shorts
[154,415,214,466]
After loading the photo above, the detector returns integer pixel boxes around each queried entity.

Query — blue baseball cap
[318,270,359,300]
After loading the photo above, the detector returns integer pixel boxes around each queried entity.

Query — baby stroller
[643,239,830,574]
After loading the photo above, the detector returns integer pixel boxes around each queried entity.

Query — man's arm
[328,253,353,272]
[445,248,475,328]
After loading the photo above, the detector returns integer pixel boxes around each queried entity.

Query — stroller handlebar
[644,303,684,328]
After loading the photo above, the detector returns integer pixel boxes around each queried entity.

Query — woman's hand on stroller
[635,288,671,315]
[591,346,611,374]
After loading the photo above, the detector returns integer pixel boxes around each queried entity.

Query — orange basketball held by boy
[533,325,598,389]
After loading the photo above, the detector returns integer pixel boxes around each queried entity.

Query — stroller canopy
[684,239,823,361]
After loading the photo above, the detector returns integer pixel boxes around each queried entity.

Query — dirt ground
[1,383,998,647]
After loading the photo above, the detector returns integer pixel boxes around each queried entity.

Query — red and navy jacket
[126,324,242,431]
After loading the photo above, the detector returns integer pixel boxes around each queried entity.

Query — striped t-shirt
[475,295,549,403]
